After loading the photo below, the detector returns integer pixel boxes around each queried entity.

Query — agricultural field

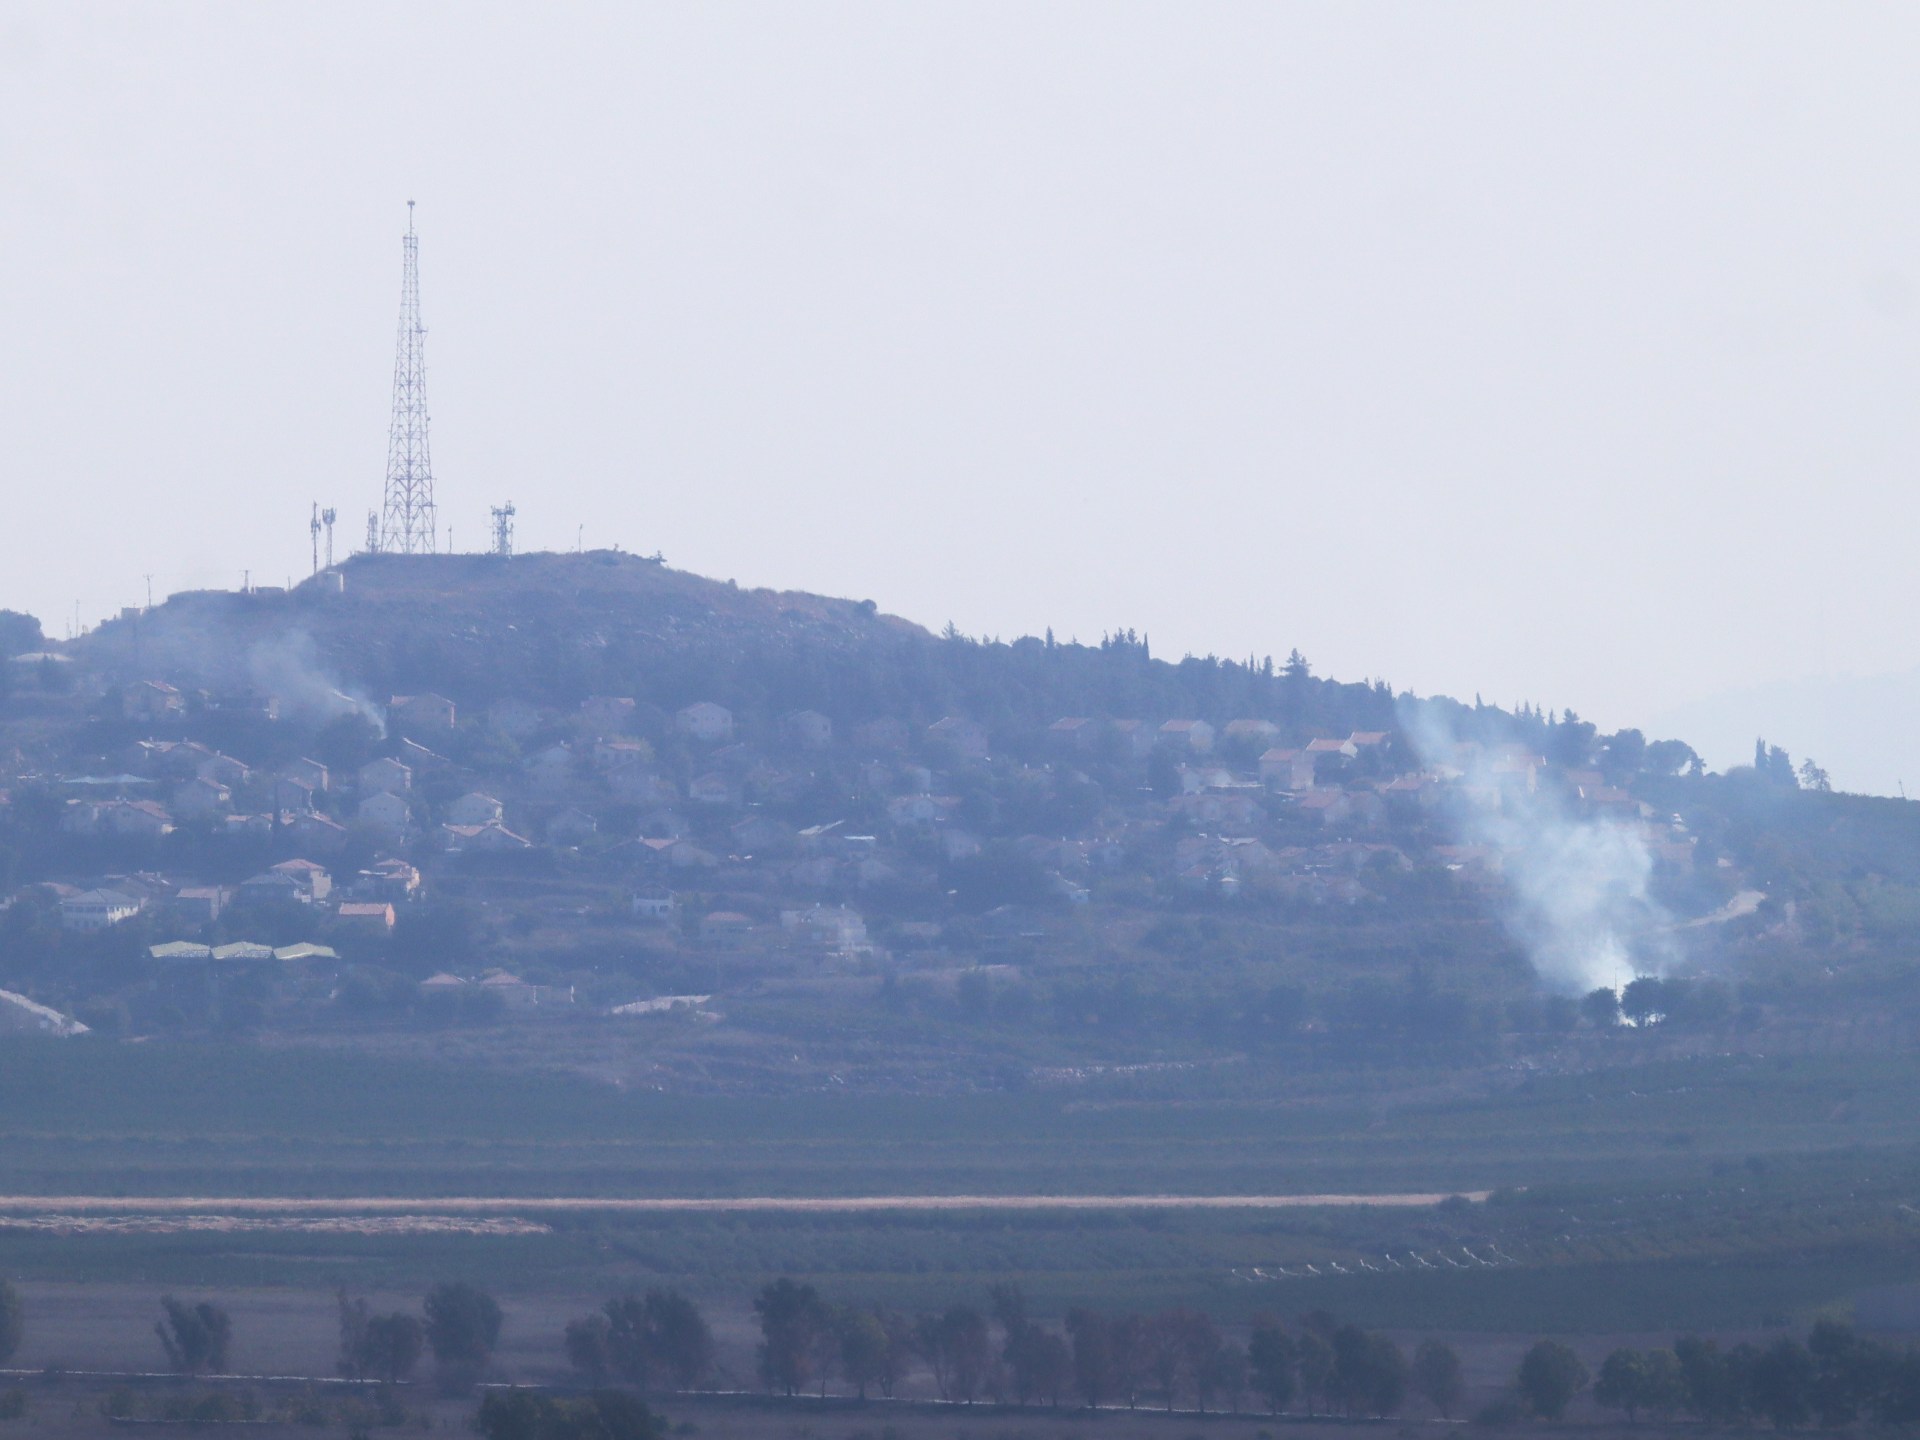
[0,1040,1918,1346]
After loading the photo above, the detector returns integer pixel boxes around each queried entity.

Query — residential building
[674,701,734,743]
[356,791,412,837]
[388,693,456,734]
[60,888,143,931]
[447,792,505,827]
[357,757,412,795]
[631,890,678,923]
[927,716,988,759]
[1158,719,1216,754]
[336,901,397,932]
[123,680,186,723]
[172,777,231,820]
[699,911,754,948]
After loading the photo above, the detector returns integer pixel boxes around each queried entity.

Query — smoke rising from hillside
[1401,704,1676,994]
[246,633,385,735]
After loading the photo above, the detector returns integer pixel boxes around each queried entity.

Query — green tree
[564,1314,612,1383]
[1621,976,1667,1026]
[1594,1348,1649,1420]
[1329,1326,1405,1417]
[1517,1339,1588,1420]
[1202,1341,1247,1414]
[0,612,41,661]
[1065,1308,1114,1408]
[156,1296,232,1374]
[423,1282,503,1386]
[1750,1337,1815,1429]
[1412,1339,1463,1419]
[0,1283,20,1367]
[938,1305,991,1403]
[337,1292,423,1383]
[1028,1329,1073,1407]
[1809,1319,1882,1427]
[1675,1335,1746,1423]
[754,1279,829,1397]
[636,1289,713,1389]
[1173,1310,1224,1411]
[1582,986,1621,1029]
[836,1308,889,1400]
[1247,1319,1296,1414]
[1294,1329,1334,1416]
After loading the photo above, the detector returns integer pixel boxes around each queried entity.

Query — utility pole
[378,201,438,554]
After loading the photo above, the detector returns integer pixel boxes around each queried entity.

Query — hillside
[0,548,1915,1097]
[69,551,1399,739]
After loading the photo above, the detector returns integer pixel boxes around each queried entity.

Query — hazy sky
[4,5,1918,784]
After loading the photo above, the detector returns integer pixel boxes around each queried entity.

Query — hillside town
[0,642,1728,1041]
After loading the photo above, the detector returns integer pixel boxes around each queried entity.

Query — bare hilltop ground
[73,550,931,703]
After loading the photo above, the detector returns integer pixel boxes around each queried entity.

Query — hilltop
[67,550,1403,741]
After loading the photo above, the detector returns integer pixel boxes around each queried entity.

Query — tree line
[569,1282,1449,1419]
[9,1275,1920,1428]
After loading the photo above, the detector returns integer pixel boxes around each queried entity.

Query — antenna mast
[378,201,437,555]
[310,504,322,575]
[322,508,337,568]
[490,501,516,557]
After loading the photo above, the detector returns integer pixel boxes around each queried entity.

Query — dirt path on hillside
[0,1190,1485,1215]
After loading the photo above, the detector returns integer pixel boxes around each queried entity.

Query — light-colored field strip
[0,1191,1485,1215]
[0,1215,551,1236]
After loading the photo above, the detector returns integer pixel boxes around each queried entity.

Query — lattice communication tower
[379,202,438,555]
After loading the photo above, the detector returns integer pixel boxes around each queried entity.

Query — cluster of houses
[0,677,1705,1013]
[31,854,416,937]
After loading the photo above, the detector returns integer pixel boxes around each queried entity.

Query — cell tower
[490,502,516,557]
[378,201,437,555]
[322,508,337,568]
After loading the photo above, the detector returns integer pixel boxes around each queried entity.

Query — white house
[172,777,232,820]
[674,701,734,743]
[60,889,143,932]
[357,757,413,795]
[631,890,678,922]
[1158,719,1216,755]
[447,792,505,827]
[357,791,412,837]
[927,716,988,759]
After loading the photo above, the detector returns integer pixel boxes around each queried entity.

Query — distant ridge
[70,550,1395,737]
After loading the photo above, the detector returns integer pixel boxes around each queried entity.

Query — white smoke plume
[1400,701,1676,995]
[246,632,386,736]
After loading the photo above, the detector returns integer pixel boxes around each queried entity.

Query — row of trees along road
[9,1276,1920,1427]
[61,1283,500,1389]
[570,1283,1454,1419]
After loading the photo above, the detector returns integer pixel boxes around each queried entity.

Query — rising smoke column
[1399,701,1676,994]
